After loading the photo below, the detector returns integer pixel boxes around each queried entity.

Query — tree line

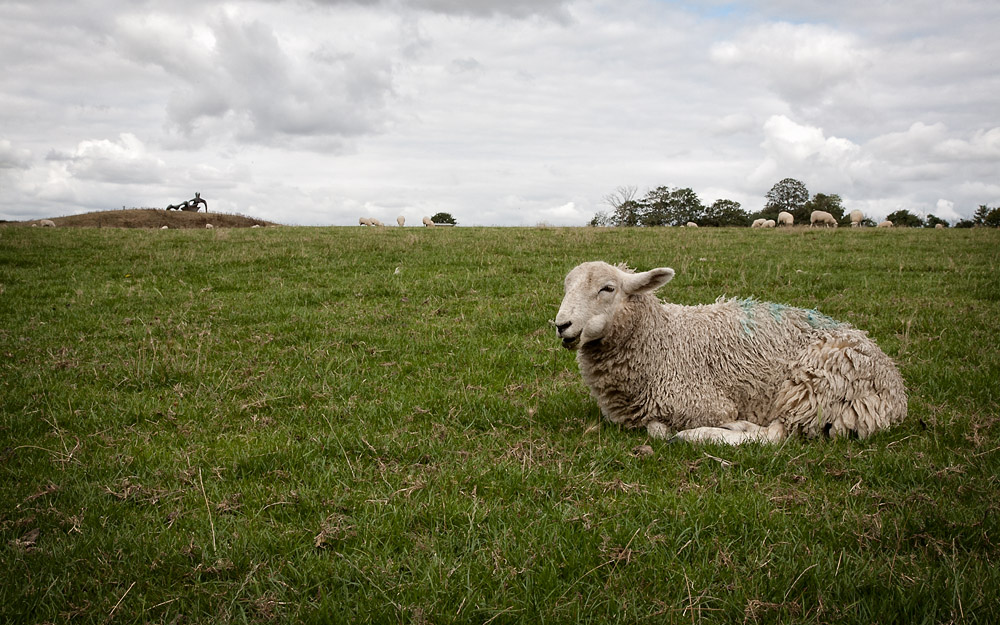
[590,178,999,228]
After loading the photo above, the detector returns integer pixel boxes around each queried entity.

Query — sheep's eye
[599,285,615,294]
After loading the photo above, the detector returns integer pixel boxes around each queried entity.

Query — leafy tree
[804,193,845,225]
[762,178,809,221]
[885,209,924,228]
[955,219,975,228]
[701,199,750,227]
[924,214,949,228]
[430,212,457,225]
[588,211,613,227]
[639,186,704,227]
[973,204,1000,227]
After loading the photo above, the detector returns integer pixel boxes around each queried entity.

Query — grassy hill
[8,208,277,229]
[1,225,998,623]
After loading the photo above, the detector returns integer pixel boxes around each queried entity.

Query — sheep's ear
[622,267,674,294]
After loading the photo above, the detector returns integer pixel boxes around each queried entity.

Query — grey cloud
[0,140,31,169]
[305,0,572,20]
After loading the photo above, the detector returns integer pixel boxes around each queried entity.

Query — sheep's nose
[556,321,572,336]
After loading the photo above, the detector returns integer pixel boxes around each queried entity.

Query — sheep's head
[555,261,674,350]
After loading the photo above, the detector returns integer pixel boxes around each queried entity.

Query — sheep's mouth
[561,335,581,350]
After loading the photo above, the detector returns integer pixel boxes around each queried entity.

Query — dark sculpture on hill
[166,192,208,212]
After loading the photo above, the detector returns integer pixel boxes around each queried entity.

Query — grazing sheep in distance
[751,218,765,228]
[359,217,373,226]
[850,210,864,227]
[397,216,405,227]
[777,211,793,226]
[763,219,776,228]
[554,261,907,444]
[371,218,385,227]
[935,223,945,229]
[422,216,435,227]
[685,222,698,228]
[39,219,56,227]
[205,224,214,229]
[160,225,169,230]
[810,210,838,228]
[877,220,894,228]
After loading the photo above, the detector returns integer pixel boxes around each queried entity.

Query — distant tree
[588,211,613,227]
[701,199,750,227]
[803,193,846,225]
[955,219,975,228]
[762,178,809,222]
[599,185,642,227]
[639,186,704,227]
[974,204,1000,227]
[924,214,949,228]
[430,212,457,225]
[885,209,924,228]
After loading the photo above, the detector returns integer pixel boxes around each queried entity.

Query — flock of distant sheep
[748,209,899,229]
[358,216,443,227]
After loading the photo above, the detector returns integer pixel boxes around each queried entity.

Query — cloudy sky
[2,0,998,226]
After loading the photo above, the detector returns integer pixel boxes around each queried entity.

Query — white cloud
[710,22,871,101]
[63,133,167,184]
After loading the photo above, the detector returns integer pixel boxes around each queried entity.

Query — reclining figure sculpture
[166,192,208,212]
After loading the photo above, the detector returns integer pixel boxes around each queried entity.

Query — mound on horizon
[11,209,278,229]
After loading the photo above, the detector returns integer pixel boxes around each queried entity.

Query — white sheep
[935,223,944,229]
[371,218,385,227]
[359,217,373,226]
[810,210,838,228]
[422,216,435,227]
[397,216,405,227]
[763,219,776,228]
[160,225,169,230]
[39,219,56,228]
[205,224,214,229]
[850,210,864,227]
[751,218,766,228]
[777,212,793,227]
[554,261,907,445]
[685,222,698,228]
[877,220,894,228]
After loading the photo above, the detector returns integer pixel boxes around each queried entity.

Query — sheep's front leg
[670,420,786,445]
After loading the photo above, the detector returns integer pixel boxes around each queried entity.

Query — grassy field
[1,224,998,624]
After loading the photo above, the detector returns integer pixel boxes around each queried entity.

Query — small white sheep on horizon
[751,218,766,228]
[763,219,776,228]
[850,210,864,227]
[685,222,698,228]
[422,216,435,227]
[205,224,214,229]
[554,261,907,445]
[397,216,405,227]
[359,217,373,226]
[877,220,894,228]
[777,212,793,226]
[39,219,56,228]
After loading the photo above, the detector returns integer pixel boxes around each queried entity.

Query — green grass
[1,225,998,624]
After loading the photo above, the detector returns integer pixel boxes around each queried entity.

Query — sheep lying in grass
[554,261,907,444]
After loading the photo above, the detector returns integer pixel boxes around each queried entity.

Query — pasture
[1,225,998,623]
